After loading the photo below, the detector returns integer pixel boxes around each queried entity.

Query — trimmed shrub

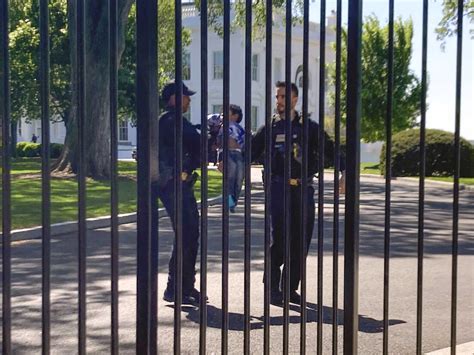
[380,129,474,177]
[50,143,64,159]
[16,142,30,157]
[16,142,64,158]
[22,142,41,157]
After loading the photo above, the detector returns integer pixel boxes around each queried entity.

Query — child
[207,113,223,165]
[217,104,245,212]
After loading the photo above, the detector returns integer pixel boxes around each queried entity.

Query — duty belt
[271,175,312,186]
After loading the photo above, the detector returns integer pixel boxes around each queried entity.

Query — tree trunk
[53,0,133,178]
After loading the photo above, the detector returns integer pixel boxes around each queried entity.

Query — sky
[310,0,473,140]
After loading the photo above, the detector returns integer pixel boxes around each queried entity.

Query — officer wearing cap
[251,81,345,306]
[154,81,203,305]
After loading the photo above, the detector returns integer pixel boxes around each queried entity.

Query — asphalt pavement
[2,173,473,354]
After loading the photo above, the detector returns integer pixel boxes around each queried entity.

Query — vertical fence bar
[109,0,119,353]
[39,0,51,351]
[383,1,395,354]
[300,0,310,352]
[263,1,273,353]
[244,0,252,353]
[332,0,342,353]
[451,1,463,353]
[317,1,326,353]
[199,0,209,352]
[416,1,428,353]
[136,0,158,351]
[343,0,362,353]
[174,0,184,352]
[0,0,12,352]
[283,0,292,351]
[221,0,230,352]
[76,0,87,352]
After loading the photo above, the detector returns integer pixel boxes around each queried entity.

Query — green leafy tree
[53,0,190,177]
[195,0,304,39]
[7,0,189,177]
[436,0,474,44]
[329,15,423,142]
[118,3,191,122]
[9,0,70,155]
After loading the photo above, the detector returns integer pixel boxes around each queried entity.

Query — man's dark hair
[275,81,298,97]
[230,104,243,123]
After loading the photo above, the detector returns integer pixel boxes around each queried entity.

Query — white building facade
[182,7,335,130]
[17,117,137,159]
[17,6,339,160]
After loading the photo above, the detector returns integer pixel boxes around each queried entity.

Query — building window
[119,120,129,141]
[274,58,282,82]
[252,54,259,81]
[251,106,259,132]
[183,52,191,80]
[213,51,223,79]
[212,104,223,114]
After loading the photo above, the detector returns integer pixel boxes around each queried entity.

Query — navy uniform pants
[152,179,200,294]
[270,179,315,292]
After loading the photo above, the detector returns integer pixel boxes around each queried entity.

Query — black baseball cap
[161,82,196,103]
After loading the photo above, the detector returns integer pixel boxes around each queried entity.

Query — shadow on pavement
[2,177,471,352]
[167,301,406,333]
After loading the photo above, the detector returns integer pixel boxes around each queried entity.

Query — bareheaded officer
[251,81,345,306]
[154,81,203,305]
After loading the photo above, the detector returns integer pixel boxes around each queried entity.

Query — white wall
[182,9,332,130]
[17,119,65,144]
[17,118,137,160]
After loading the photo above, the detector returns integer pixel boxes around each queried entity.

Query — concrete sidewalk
[4,175,473,353]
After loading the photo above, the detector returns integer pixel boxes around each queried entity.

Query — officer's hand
[339,172,346,195]
[217,161,224,173]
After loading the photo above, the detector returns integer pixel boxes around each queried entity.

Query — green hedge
[50,143,63,158]
[380,129,474,177]
[16,142,29,157]
[16,142,63,159]
[17,142,41,157]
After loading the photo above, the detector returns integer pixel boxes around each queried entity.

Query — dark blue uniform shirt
[158,108,201,174]
[251,112,345,178]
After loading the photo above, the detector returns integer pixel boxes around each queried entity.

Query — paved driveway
[3,176,473,354]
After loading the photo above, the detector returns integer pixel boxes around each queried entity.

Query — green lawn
[3,158,222,230]
[360,162,474,185]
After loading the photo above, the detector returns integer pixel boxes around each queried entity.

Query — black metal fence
[0,0,468,354]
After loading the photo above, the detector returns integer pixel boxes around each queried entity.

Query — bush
[16,142,63,158]
[380,129,474,177]
[16,142,30,157]
[22,142,41,157]
[50,143,63,159]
